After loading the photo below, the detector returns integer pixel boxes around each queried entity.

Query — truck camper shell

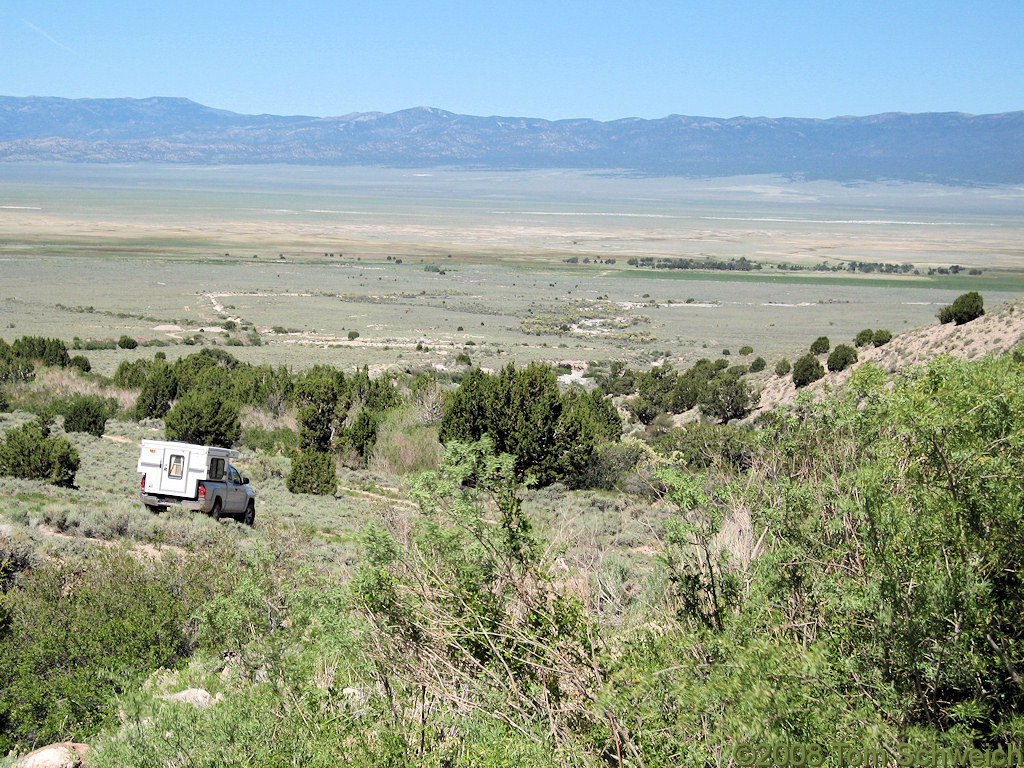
[138,439,239,499]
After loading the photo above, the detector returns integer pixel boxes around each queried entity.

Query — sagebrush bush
[749,356,767,373]
[774,358,791,377]
[872,328,893,347]
[368,404,441,475]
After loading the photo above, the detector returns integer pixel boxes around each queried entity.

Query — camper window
[168,454,185,480]
[210,458,226,480]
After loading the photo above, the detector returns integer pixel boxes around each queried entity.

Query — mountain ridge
[1,95,1023,183]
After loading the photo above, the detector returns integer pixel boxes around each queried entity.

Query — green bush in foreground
[0,420,79,487]
[0,547,206,753]
[774,358,791,377]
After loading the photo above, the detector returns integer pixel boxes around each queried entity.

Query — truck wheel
[243,501,255,527]
[142,503,161,514]
[211,499,222,522]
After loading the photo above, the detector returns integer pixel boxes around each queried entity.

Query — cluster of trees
[626,255,761,271]
[597,358,759,424]
[0,336,91,383]
[288,366,402,494]
[854,327,893,347]
[112,349,293,449]
[788,326,896,388]
[439,362,621,487]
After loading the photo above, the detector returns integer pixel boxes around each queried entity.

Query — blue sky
[3,0,1022,121]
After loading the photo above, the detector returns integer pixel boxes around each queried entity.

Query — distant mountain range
[1,96,1022,183]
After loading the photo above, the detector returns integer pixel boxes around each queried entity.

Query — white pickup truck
[138,439,256,525]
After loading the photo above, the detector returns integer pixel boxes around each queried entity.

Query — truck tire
[243,501,255,527]
[142,503,162,513]
[210,499,222,522]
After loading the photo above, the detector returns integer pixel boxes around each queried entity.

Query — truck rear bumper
[140,492,211,513]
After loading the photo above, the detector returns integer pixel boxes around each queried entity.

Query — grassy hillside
[2,294,1024,765]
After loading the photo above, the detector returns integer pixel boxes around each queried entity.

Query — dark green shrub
[11,337,70,368]
[134,362,178,419]
[348,330,360,340]
[792,353,825,388]
[164,391,241,447]
[286,450,337,495]
[0,548,206,752]
[62,394,112,437]
[0,420,79,487]
[0,388,7,413]
[810,336,830,355]
[346,408,382,460]
[455,352,472,366]
[855,328,875,347]
[775,358,791,377]
[872,329,893,347]
[113,359,152,389]
[827,344,858,372]
[749,356,767,373]
[69,355,91,373]
[698,370,759,423]
[738,345,754,356]
[117,335,138,350]
[0,536,37,592]
[938,291,985,325]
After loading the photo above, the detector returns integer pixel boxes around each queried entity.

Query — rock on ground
[15,742,90,768]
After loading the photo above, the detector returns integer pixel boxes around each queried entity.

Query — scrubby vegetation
[5,294,1024,764]
[826,343,858,372]
[0,420,79,487]
[792,352,825,387]
[5,347,1024,764]
[939,290,986,325]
